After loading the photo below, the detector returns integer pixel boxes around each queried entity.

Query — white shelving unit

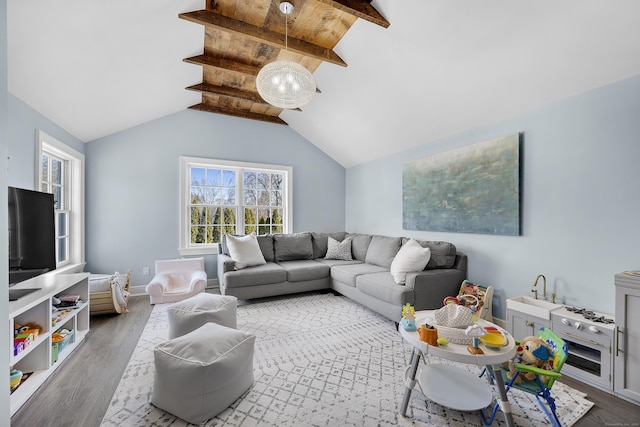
[9,273,90,416]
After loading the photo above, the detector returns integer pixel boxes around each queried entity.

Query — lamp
[256,2,316,109]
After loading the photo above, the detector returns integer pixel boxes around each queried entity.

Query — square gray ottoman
[167,292,237,339]
[151,322,255,424]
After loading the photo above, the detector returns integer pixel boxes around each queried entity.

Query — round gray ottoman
[167,293,237,339]
[151,322,255,424]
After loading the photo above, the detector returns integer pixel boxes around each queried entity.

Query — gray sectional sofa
[217,232,467,322]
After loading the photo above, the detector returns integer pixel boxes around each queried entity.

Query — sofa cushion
[257,235,275,262]
[273,232,314,262]
[390,239,431,284]
[356,272,415,306]
[223,263,287,288]
[325,237,353,261]
[347,233,373,261]
[315,258,363,267]
[331,263,388,287]
[226,234,267,269]
[365,235,402,269]
[278,260,331,282]
[311,232,346,259]
[406,238,457,269]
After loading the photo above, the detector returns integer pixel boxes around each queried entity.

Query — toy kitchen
[551,305,615,392]
[506,275,617,395]
[507,273,640,405]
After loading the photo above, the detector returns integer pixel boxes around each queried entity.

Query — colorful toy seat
[481,327,569,427]
[456,280,494,320]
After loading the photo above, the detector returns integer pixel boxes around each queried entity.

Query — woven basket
[430,323,472,345]
[420,314,472,345]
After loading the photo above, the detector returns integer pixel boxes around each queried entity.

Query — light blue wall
[85,109,346,287]
[1,0,11,421]
[346,74,640,319]
[6,94,85,190]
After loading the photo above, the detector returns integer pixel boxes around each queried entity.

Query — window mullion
[237,168,245,235]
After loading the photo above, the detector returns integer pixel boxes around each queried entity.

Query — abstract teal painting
[403,133,521,235]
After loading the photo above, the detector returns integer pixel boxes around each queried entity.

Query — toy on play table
[465,324,487,355]
[418,324,439,346]
[400,303,417,331]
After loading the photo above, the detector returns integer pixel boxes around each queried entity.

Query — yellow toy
[400,303,417,331]
[505,335,552,384]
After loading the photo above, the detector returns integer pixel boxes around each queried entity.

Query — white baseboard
[130,278,219,296]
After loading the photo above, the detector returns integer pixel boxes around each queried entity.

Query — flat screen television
[8,186,57,285]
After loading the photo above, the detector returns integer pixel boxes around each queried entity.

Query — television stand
[9,273,90,416]
[8,288,41,301]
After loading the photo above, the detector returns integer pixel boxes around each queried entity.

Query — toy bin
[51,329,74,364]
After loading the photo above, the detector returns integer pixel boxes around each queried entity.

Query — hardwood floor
[10,295,640,426]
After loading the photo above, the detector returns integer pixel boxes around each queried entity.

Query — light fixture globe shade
[256,60,316,109]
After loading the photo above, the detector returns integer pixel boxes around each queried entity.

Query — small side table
[398,311,517,427]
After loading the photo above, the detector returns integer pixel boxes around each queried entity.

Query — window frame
[179,156,293,256]
[35,130,85,269]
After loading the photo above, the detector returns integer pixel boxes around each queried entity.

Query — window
[36,131,85,269]
[179,157,292,256]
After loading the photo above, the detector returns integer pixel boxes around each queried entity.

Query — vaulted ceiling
[179,0,388,125]
[7,1,640,167]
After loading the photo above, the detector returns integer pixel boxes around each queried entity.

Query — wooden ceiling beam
[184,54,322,95]
[189,103,288,125]
[325,0,390,28]
[187,82,266,104]
[183,55,261,76]
[179,10,347,67]
[186,82,301,111]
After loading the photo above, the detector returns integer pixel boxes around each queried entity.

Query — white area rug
[101,292,593,426]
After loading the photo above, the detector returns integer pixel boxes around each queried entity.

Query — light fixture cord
[284,7,288,51]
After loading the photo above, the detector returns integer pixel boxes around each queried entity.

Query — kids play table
[398,310,517,427]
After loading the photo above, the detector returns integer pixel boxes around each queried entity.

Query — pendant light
[256,2,316,109]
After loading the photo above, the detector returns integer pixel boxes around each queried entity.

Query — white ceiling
[8,0,640,168]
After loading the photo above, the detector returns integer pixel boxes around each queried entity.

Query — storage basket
[430,323,472,345]
[51,329,74,363]
[419,315,472,345]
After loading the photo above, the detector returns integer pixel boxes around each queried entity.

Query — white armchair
[145,257,207,304]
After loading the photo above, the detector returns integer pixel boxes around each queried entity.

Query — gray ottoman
[151,322,255,424]
[167,293,237,339]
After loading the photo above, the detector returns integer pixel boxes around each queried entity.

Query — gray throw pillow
[325,237,353,261]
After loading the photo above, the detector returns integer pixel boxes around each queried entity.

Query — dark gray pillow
[257,235,275,263]
[405,237,457,269]
[364,235,401,268]
[347,233,373,261]
[273,233,314,262]
[311,232,346,259]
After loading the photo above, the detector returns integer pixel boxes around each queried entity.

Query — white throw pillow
[226,234,267,270]
[390,239,431,284]
[325,237,353,261]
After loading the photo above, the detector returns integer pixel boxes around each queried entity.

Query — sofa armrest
[451,252,468,272]
[406,268,466,311]
[217,253,236,290]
